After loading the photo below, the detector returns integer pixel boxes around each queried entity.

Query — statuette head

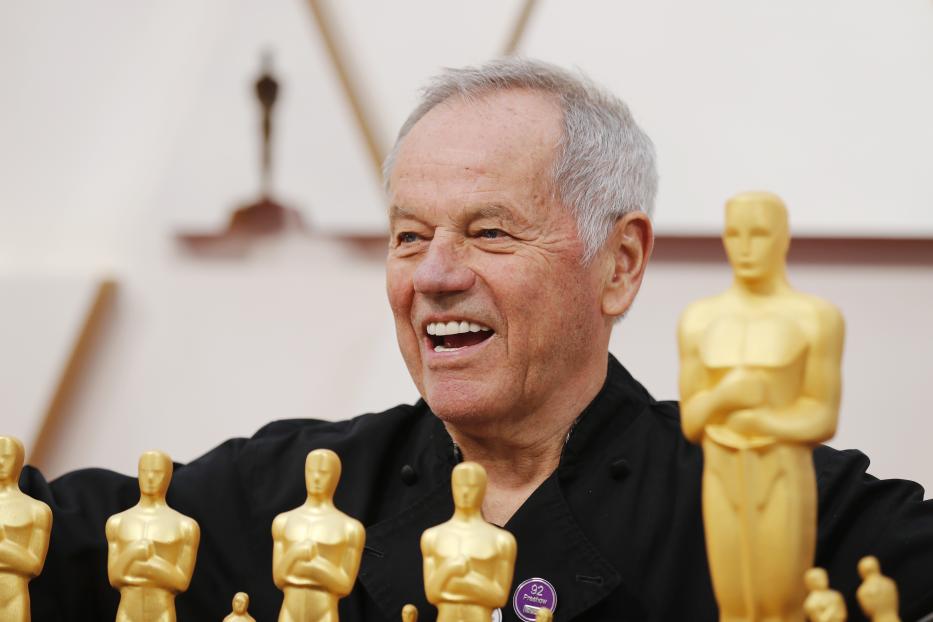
[138,450,173,497]
[451,462,487,511]
[804,567,829,590]
[0,435,25,483]
[232,591,249,614]
[858,555,881,578]
[723,191,790,283]
[305,449,341,498]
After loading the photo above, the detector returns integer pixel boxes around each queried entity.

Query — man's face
[386,89,607,425]
[138,452,171,496]
[723,198,788,282]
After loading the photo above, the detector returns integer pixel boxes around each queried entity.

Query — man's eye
[478,229,506,239]
[397,232,420,244]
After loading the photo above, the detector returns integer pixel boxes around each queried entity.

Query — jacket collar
[359,355,651,621]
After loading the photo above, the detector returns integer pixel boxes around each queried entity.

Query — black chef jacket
[20,356,933,621]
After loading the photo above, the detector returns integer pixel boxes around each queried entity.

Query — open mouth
[426,320,494,352]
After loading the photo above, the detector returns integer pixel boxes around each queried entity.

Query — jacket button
[609,458,630,480]
[400,465,418,485]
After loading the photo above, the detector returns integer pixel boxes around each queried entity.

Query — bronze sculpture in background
[421,462,517,622]
[401,603,418,621]
[105,450,200,622]
[803,567,847,622]
[0,436,52,622]
[272,448,365,622]
[678,192,845,621]
[222,592,256,622]
[856,556,900,622]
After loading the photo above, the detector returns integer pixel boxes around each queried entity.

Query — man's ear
[601,211,654,318]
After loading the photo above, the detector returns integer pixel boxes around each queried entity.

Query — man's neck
[444,357,608,525]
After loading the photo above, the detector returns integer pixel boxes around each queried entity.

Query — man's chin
[422,384,506,427]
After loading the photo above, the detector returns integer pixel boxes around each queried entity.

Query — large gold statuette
[106,450,200,622]
[678,192,845,620]
[0,436,52,622]
[421,462,517,622]
[272,448,365,622]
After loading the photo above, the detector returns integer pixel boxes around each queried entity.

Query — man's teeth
[426,321,492,336]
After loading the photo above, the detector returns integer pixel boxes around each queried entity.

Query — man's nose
[412,233,475,294]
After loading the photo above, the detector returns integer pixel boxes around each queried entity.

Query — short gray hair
[383,57,658,262]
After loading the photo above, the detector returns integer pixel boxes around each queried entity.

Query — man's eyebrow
[388,205,418,221]
[469,204,530,227]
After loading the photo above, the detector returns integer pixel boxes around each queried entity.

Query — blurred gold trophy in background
[272,448,365,622]
[401,603,418,621]
[856,557,900,622]
[803,567,846,622]
[106,450,200,622]
[223,592,256,622]
[678,192,845,620]
[0,436,52,622]
[421,462,516,622]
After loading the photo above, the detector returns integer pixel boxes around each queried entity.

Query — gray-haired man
[22,58,933,621]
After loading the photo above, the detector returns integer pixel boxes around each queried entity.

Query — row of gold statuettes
[0,434,901,622]
[1,437,542,622]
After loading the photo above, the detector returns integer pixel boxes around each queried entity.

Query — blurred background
[1,0,931,490]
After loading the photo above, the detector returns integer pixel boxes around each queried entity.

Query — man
[18,58,933,620]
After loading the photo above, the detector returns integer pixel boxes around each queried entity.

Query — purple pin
[512,577,557,622]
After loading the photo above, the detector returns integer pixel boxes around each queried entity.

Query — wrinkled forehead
[391,90,563,196]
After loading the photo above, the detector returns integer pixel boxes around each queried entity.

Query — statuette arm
[105,516,149,587]
[679,316,766,441]
[0,505,50,575]
[727,305,844,444]
[136,521,199,593]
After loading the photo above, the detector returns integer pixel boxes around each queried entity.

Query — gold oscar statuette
[106,450,200,622]
[223,592,256,622]
[856,556,900,622]
[803,567,847,622]
[421,462,517,622]
[401,603,418,622]
[272,449,365,622]
[678,192,845,620]
[0,436,52,622]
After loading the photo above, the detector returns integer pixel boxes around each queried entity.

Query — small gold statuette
[106,450,200,622]
[535,607,554,622]
[678,192,845,620]
[0,436,52,622]
[421,462,517,622]
[401,603,418,622]
[272,449,365,622]
[223,592,256,622]
[856,556,900,622]
[803,567,847,622]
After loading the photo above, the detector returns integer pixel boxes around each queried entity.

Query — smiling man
[19,58,933,621]
[384,78,653,527]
